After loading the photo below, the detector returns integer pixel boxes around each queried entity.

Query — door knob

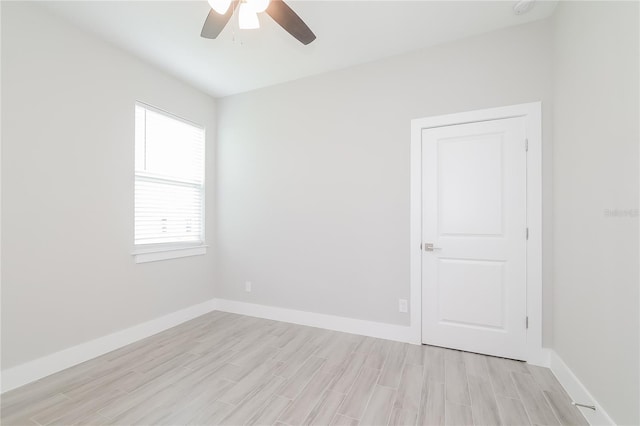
[423,243,442,252]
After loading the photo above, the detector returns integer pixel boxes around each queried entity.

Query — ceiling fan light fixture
[208,0,232,15]
[246,0,270,13]
[201,0,315,44]
[238,3,260,29]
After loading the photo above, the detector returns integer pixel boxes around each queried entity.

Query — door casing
[409,102,546,366]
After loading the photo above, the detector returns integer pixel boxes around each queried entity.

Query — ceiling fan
[201,0,316,45]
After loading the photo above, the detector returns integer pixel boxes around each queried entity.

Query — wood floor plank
[444,349,471,406]
[221,375,287,425]
[245,395,292,426]
[338,367,381,419]
[468,375,502,426]
[445,401,474,426]
[512,371,561,426]
[267,321,291,337]
[303,390,346,426]
[109,407,174,426]
[96,368,189,420]
[5,416,39,426]
[274,328,315,363]
[134,350,191,375]
[59,367,134,400]
[486,355,520,399]
[378,342,408,388]
[275,335,325,378]
[165,377,235,418]
[417,380,445,426]
[163,390,235,425]
[276,325,306,348]
[321,336,362,377]
[527,365,568,396]
[405,344,424,366]
[543,391,589,426]
[230,328,280,355]
[102,385,177,425]
[1,393,71,426]
[364,339,392,370]
[496,396,531,426]
[219,359,280,405]
[277,356,326,399]
[331,414,360,426]
[229,347,282,381]
[182,346,229,368]
[329,351,368,394]
[353,337,377,355]
[423,345,445,384]
[229,342,278,368]
[394,362,423,413]
[183,401,234,425]
[463,351,490,381]
[389,407,418,426]
[180,361,241,389]
[360,385,396,426]
[278,373,335,425]
[64,412,111,426]
[312,331,340,357]
[2,374,90,416]
[216,358,257,383]
[34,389,125,426]
[161,360,220,392]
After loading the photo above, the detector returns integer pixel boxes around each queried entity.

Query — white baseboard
[549,350,616,425]
[0,299,217,394]
[213,298,419,344]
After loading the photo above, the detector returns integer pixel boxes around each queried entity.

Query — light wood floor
[1,312,588,426]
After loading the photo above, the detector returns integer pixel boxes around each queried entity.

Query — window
[133,103,206,263]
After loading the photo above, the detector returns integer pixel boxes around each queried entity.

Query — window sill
[132,244,208,263]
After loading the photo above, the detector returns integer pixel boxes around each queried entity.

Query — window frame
[132,101,207,263]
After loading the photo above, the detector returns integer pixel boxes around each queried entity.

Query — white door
[421,117,527,360]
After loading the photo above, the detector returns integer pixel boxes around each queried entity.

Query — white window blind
[134,103,205,247]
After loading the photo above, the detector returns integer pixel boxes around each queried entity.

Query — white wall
[1,3,217,369]
[552,2,639,424]
[216,20,554,336]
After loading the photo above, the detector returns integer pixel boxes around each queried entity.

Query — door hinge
[526,228,529,240]
[525,138,529,152]
[526,316,529,329]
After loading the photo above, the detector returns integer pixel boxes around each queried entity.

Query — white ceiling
[39,1,558,97]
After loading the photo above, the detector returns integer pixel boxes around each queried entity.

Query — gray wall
[216,20,554,336]
[552,2,639,424]
[1,3,217,369]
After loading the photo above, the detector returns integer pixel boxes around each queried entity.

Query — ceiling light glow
[239,3,260,29]
[247,0,270,13]
[208,0,232,15]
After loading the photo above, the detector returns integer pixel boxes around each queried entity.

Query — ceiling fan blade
[266,0,316,45]
[201,2,238,39]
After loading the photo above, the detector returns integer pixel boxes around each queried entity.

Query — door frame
[409,102,547,365]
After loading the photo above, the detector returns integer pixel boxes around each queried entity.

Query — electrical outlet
[245,281,252,292]
[398,298,408,313]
